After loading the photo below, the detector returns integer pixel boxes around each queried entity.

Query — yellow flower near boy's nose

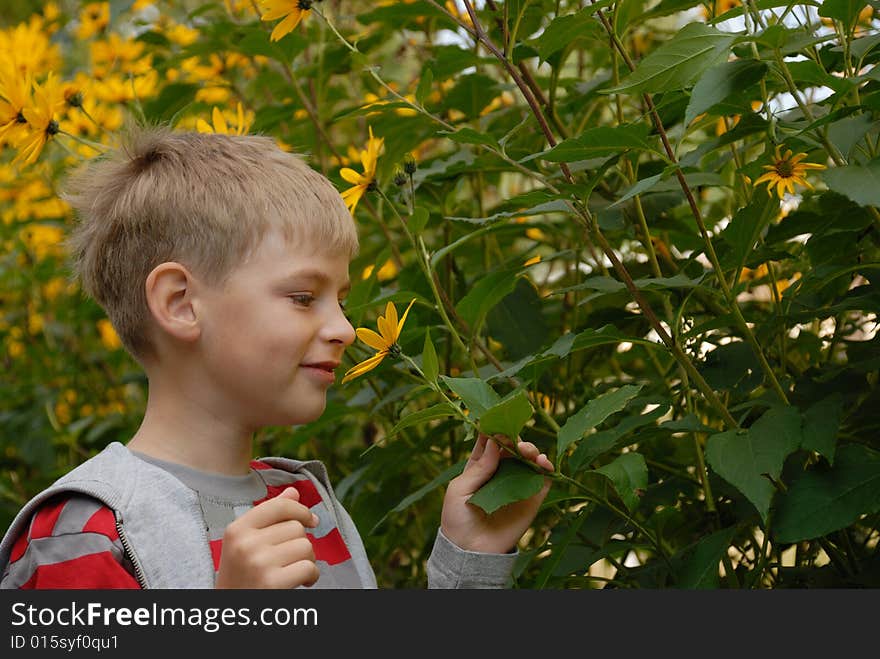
[342,299,416,384]
[97,319,122,350]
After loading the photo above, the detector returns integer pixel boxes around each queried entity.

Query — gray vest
[0,442,377,588]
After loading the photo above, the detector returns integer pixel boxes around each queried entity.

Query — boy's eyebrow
[285,269,351,293]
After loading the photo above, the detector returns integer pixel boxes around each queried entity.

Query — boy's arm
[425,527,520,588]
[427,433,553,589]
[1,496,141,589]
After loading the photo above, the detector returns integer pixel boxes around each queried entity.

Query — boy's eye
[290,294,315,306]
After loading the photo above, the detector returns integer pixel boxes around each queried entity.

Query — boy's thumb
[459,438,502,490]
[279,486,301,501]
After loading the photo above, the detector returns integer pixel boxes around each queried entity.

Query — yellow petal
[356,327,390,351]
[384,301,398,335]
[340,186,365,215]
[376,313,393,343]
[196,118,213,134]
[270,10,302,41]
[236,102,245,134]
[396,298,416,336]
[341,352,387,383]
[261,2,297,21]
[212,106,228,134]
[340,167,366,185]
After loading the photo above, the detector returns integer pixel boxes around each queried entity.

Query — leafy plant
[1,0,878,588]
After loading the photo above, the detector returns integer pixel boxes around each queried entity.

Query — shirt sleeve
[0,494,141,589]
[426,527,518,589]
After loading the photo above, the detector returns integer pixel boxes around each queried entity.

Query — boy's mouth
[303,361,340,373]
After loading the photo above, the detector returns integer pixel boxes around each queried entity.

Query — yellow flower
[260,0,312,42]
[76,2,110,40]
[753,145,827,198]
[340,126,383,216]
[15,74,65,166]
[97,318,122,350]
[196,103,251,135]
[341,299,416,384]
[0,64,31,146]
[362,259,399,282]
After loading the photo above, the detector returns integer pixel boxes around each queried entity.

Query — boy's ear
[145,262,201,342]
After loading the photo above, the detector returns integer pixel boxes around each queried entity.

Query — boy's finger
[514,441,539,460]
[277,559,321,589]
[247,492,316,529]
[260,518,319,545]
[467,433,490,464]
[456,437,502,491]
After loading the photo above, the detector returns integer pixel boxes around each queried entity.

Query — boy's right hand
[215,487,320,589]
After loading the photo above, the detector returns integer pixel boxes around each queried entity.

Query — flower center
[298,0,313,10]
[774,159,795,178]
[388,343,401,358]
[46,119,60,136]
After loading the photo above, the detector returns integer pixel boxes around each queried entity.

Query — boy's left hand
[440,432,553,555]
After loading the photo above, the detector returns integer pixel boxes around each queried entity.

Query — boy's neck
[127,385,255,476]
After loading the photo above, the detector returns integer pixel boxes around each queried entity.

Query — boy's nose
[330,306,356,346]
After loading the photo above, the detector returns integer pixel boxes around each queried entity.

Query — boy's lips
[302,361,339,385]
[302,361,340,373]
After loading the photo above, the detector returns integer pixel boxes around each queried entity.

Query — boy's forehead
[282,266,352,292]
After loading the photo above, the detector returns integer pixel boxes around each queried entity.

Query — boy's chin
[273,403,326,428]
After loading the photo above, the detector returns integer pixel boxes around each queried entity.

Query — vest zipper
[114,514,148,589]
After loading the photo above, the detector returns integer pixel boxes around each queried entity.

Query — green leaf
[595,452,648,512]
[421,329,439,385]
[486,277,551,360]
[410,207,430,234]
[608,173,665,207]
[820,160,880,207]
[479,389,534,440]
[603,23,738,95]
[818,0,868,29]
[370,460,466,533]
[660,414,716,433]
[826,113,879,161]
[719,193,776,271]
[386,402,457,439]
[570,403,670,471]
[801,394,843,465]
[529,8,600,61]
[676,527,737,589]
[439,376,500,419]
[534,125,656,162]
[142,83,199,123]
[442,73,500,117]
[705,406,803,522]
[489,325,659,382]
[468,460,546,514]
[415,66,434,106]
[440,127,501,150]
[773,444,880,543]
[557,384,645,455]
[455,269,520,332]
[685,59,768,127]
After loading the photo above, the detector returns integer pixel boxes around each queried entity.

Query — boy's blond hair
[64,123,359,361]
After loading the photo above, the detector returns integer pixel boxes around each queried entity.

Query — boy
[0,125,552,589]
